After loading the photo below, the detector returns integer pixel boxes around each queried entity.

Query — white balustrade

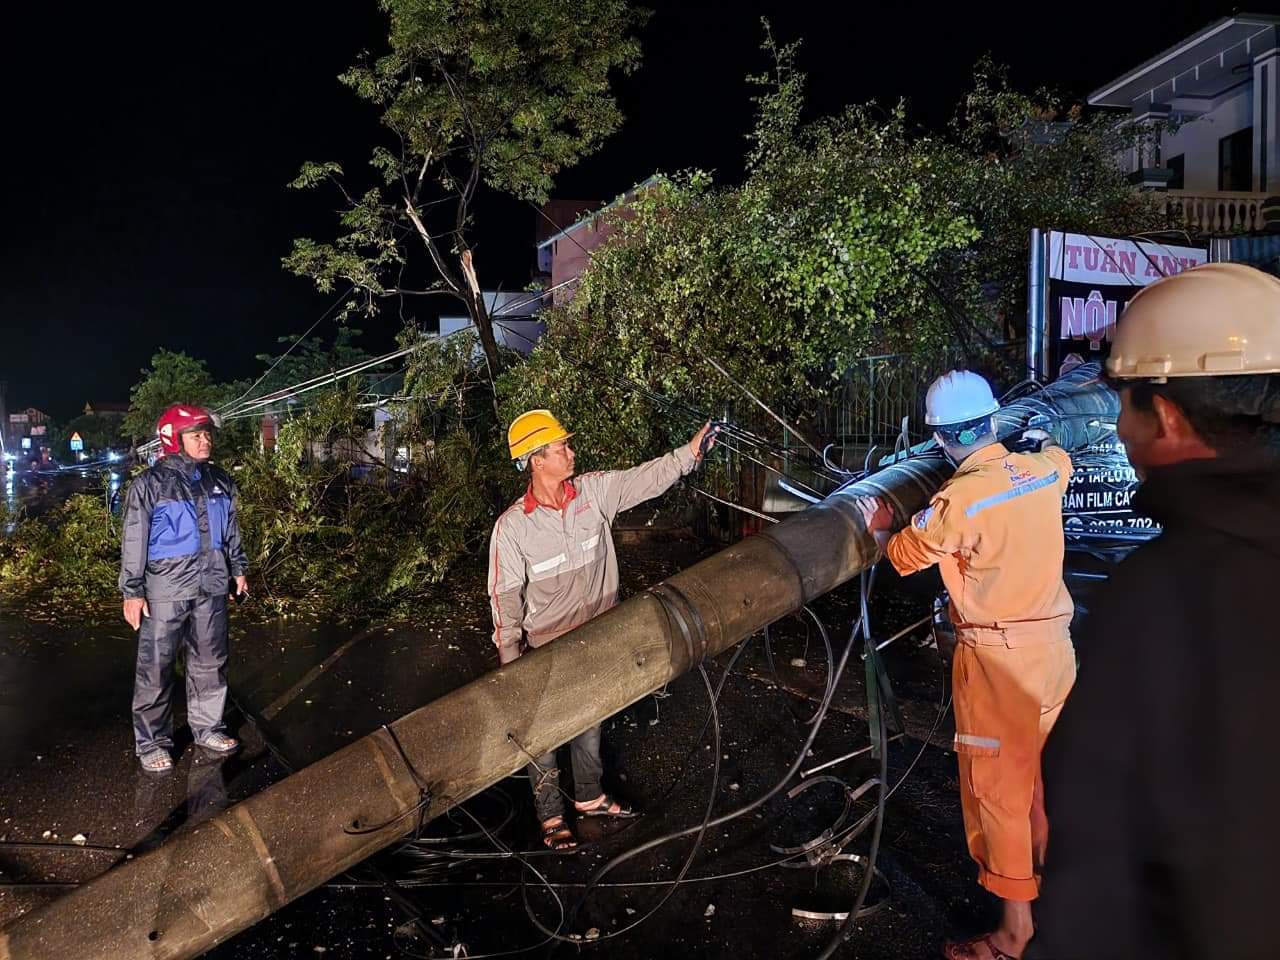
[1163,191,1268,235]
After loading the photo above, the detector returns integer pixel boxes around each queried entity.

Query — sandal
[574,793,639,819]
[942,934,1020,960]
[540,816,578,851]
[139,750,174,774]
[196,733,239,754]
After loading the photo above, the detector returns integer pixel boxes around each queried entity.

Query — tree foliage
[218,371,508,618]
[941,57,1167,335]
[503,34,982,464]
[0,489,121,617]
[506,35,1167,467]
[121,349,229,444]
[285,0,648,376]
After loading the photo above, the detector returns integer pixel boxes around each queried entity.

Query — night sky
[0,1,1237,420]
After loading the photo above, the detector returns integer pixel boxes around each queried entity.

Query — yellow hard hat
[1108,263,1280,381]
[508,409,572,461]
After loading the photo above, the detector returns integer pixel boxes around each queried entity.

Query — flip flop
[942,934,1020,960]
[574,792,639,819]
[196,733,239,754]
[139,750,173,774]
[541,816,578,851]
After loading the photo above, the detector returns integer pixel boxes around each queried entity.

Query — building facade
[535,175,662,303]
[1089,14,1280,234]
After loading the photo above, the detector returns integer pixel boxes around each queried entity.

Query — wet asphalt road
[0,540,1001,959]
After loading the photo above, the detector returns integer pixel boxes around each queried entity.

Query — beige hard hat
[1108,262,1280,381]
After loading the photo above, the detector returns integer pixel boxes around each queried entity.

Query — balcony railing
[1163,190,1269,235]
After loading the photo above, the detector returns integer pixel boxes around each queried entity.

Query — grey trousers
[132,596,229,755]
[527,724,604,822]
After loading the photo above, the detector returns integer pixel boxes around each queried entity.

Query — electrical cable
[531,662,724,950]
[390,804,568,960]
[394,635,757,876]
[688,485,778,525]
[762,606,835,727]
[487,318,848,489]
[364,646,948,882]
[607,634,757,843]
[562,570,877,929]
[334,622,954,953]
[815,570,891,958]
[387,652,737,957]
[218,288,355,414]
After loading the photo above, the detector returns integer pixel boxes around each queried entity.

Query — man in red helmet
[119,404,249,774]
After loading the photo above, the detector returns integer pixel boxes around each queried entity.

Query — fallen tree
[0,364,1115,959]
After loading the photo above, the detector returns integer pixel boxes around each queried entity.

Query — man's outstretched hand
[689,422,720,462]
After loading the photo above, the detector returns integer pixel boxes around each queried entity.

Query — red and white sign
[1048,232,1207,286]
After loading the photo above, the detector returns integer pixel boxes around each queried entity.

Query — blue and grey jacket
[118,454,248,601]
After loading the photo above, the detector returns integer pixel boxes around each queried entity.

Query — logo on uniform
[914,507,934,530]
[1004,460,1035,486]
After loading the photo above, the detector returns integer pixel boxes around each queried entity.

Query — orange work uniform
[886,442,1076,901]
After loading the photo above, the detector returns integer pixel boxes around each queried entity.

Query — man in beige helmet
[1038,263,1280,960]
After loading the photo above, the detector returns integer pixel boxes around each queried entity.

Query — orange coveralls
[886,442,1076,901]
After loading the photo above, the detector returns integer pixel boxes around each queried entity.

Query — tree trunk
[468,290,504,380]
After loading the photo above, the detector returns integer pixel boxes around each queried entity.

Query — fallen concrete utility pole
[0,364,1116,960]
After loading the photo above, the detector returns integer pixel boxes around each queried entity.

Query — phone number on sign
[1066,515,1159,531]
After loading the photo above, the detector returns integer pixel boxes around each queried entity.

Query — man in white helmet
[858,370,1076,960]
[1038,263,1280,960]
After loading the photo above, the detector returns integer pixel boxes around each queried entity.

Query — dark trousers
[132,596,229,755]
[526,725,604,822]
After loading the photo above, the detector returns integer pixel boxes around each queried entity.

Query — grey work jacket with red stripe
[487,445,697,664]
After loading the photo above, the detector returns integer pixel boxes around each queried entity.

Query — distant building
[1089,13,1280,234]
[535,175,663,303]
[83,401,130,420]
[6,407,53,464]
[535,198,604,278]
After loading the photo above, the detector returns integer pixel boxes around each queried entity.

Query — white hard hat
[1108,262,1280,380]
[924,370,999,426]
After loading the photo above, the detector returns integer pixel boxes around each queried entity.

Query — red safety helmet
[155,404,218,455]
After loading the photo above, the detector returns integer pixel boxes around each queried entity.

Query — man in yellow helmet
[489,410,716,850]
[1039,264,1280,960]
